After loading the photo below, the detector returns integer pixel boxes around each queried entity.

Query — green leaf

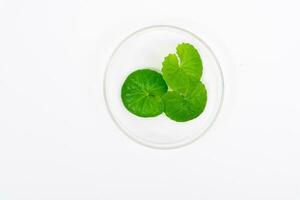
[162,43,203,92]
[163,81,207,122]
[121,69,168,117]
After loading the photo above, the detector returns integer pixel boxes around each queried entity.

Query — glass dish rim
[103,24,225,149]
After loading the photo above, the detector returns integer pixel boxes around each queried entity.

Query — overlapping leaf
[121,43,207,122]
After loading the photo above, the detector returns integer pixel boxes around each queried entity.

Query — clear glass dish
[104,25,224,149]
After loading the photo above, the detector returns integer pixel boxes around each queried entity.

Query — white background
[0,0,299,199]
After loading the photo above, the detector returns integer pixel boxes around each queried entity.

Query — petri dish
[104,25,224,149]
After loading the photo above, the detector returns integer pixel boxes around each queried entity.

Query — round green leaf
[121,69,168,117]
[163,81,207,122]
[162,43,203,92]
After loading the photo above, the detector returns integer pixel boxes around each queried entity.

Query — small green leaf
[163,81,207,122]
[162,43,202,92]
[121,69,168,117]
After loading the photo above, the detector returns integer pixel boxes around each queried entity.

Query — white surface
[0,0,299,199]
